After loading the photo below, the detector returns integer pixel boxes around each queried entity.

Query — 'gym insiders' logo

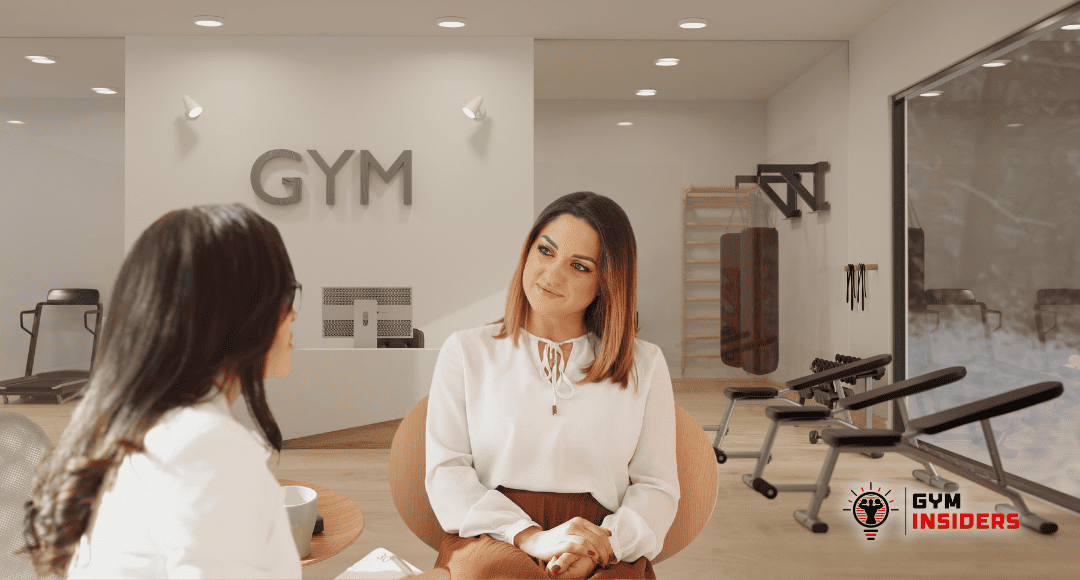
[845,482,899,540]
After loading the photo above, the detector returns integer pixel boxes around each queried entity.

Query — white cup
[282,485,318,558]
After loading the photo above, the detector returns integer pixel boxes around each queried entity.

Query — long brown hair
[496,191,638,388]
[19,203,295,577]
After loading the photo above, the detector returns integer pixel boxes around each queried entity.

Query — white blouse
[66,389,302,579]
[425,324,680,563]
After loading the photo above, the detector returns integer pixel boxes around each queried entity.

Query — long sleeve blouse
[66,389,302,579]
[424,324,680,563]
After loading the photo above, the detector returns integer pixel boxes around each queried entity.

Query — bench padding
[785,354,892,392]
[837,367,966,411]
[724,386,779,400]
[907,381,1064,435]
[822,428,903,447]
[764,406,832,421]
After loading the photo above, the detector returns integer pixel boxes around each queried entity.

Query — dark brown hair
[20,203,295,577]
[496,191,638,388]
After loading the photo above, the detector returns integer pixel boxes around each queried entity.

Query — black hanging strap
[860,263,867,311]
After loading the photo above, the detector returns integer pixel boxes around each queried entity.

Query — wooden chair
[389,396,718,566]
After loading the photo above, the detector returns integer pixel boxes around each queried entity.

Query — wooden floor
[6,380,1079,580]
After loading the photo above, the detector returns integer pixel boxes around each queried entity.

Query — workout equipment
[792,377,1064,534]
[720,232,741,367]
[744,362,961,501]
[679,185,754,375]
[1035,288,1080,345]
[739,226,778,375]
[0,289,102,404]
[706,354,892,464]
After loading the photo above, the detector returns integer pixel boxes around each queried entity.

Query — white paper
[333,548,422,580]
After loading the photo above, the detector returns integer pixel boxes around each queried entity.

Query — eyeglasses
[287,282,302,315]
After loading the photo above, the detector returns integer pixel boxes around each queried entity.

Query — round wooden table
[279,479,365,567]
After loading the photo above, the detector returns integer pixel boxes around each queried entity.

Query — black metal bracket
[735,162,830,219]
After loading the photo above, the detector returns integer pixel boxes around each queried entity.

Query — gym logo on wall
[845,482,898,540]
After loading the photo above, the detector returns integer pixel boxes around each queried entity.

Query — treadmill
[0,289,102,404]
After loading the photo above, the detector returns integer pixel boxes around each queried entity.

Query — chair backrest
[1037,289,1080,306]
[45,288,100,305]
[924,289,977,305]
[388,397,718,565]
[0,413,53,580]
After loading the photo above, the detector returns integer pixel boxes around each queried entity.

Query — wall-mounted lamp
[183,95,203,120]
[463,96,485,120]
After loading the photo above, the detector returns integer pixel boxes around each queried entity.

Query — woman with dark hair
[20,203,303,579]
[426,192,680,579]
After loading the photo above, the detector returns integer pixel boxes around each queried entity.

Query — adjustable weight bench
[792,378,1064,534]
[708,353,893,464]
[744,366,965,500]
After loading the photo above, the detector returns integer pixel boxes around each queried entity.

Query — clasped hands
[514,517,616,579]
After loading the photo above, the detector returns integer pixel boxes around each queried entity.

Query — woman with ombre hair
[425,191,680,579]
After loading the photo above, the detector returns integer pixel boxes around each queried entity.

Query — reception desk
[229,348,441,440]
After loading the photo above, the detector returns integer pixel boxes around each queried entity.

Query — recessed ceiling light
[982,59,1010,67]
[655,58,680,66]
[636,89,656,96]
[193,15,224,27]
[25,55,57,64]
[437,17,467,28]
[6,120,25,125]
[93,87,118,95]
[1006,123,1023,127]
[1062,24,1080,30]
[920,90,943,97]
[678,18,708,29]
[617,122,633,126]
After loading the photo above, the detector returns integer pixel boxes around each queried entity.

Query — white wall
[0,98,124,380]
[535,100,766,378]
[125,37,534,350]
[765,47,851,383]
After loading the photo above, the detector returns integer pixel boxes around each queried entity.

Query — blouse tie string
[538,338,577,415]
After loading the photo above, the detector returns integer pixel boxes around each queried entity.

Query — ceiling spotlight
[636,89,656,96]
[93,87,118,95]
[982,59,1010,67]
[463,96,485,120]
[1006,123,1024,128]
[1062,24,1080,30]
[655,58,680,66]
[920,90,943,97]
[437,17,467,28]
[678,18,708,29]
[193,15,224,27]
[25,55,57,64]
[183,95,203,120]
[6,120,25,125]
[617,122,633,126]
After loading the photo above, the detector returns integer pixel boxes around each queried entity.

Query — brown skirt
[432,486,654,580]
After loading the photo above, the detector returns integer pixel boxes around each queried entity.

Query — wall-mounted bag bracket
[735,162,830,219]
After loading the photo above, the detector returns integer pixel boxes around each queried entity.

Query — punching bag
[740,227,779,375]
[720,233,742,367]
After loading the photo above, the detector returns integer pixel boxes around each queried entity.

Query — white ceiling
[0,0,901,100]
[536,40,845,100]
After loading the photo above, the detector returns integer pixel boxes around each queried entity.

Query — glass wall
[900,14,1080,505]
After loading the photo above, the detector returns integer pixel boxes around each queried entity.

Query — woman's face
[522,214,601,324]
[264,309,297,378]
